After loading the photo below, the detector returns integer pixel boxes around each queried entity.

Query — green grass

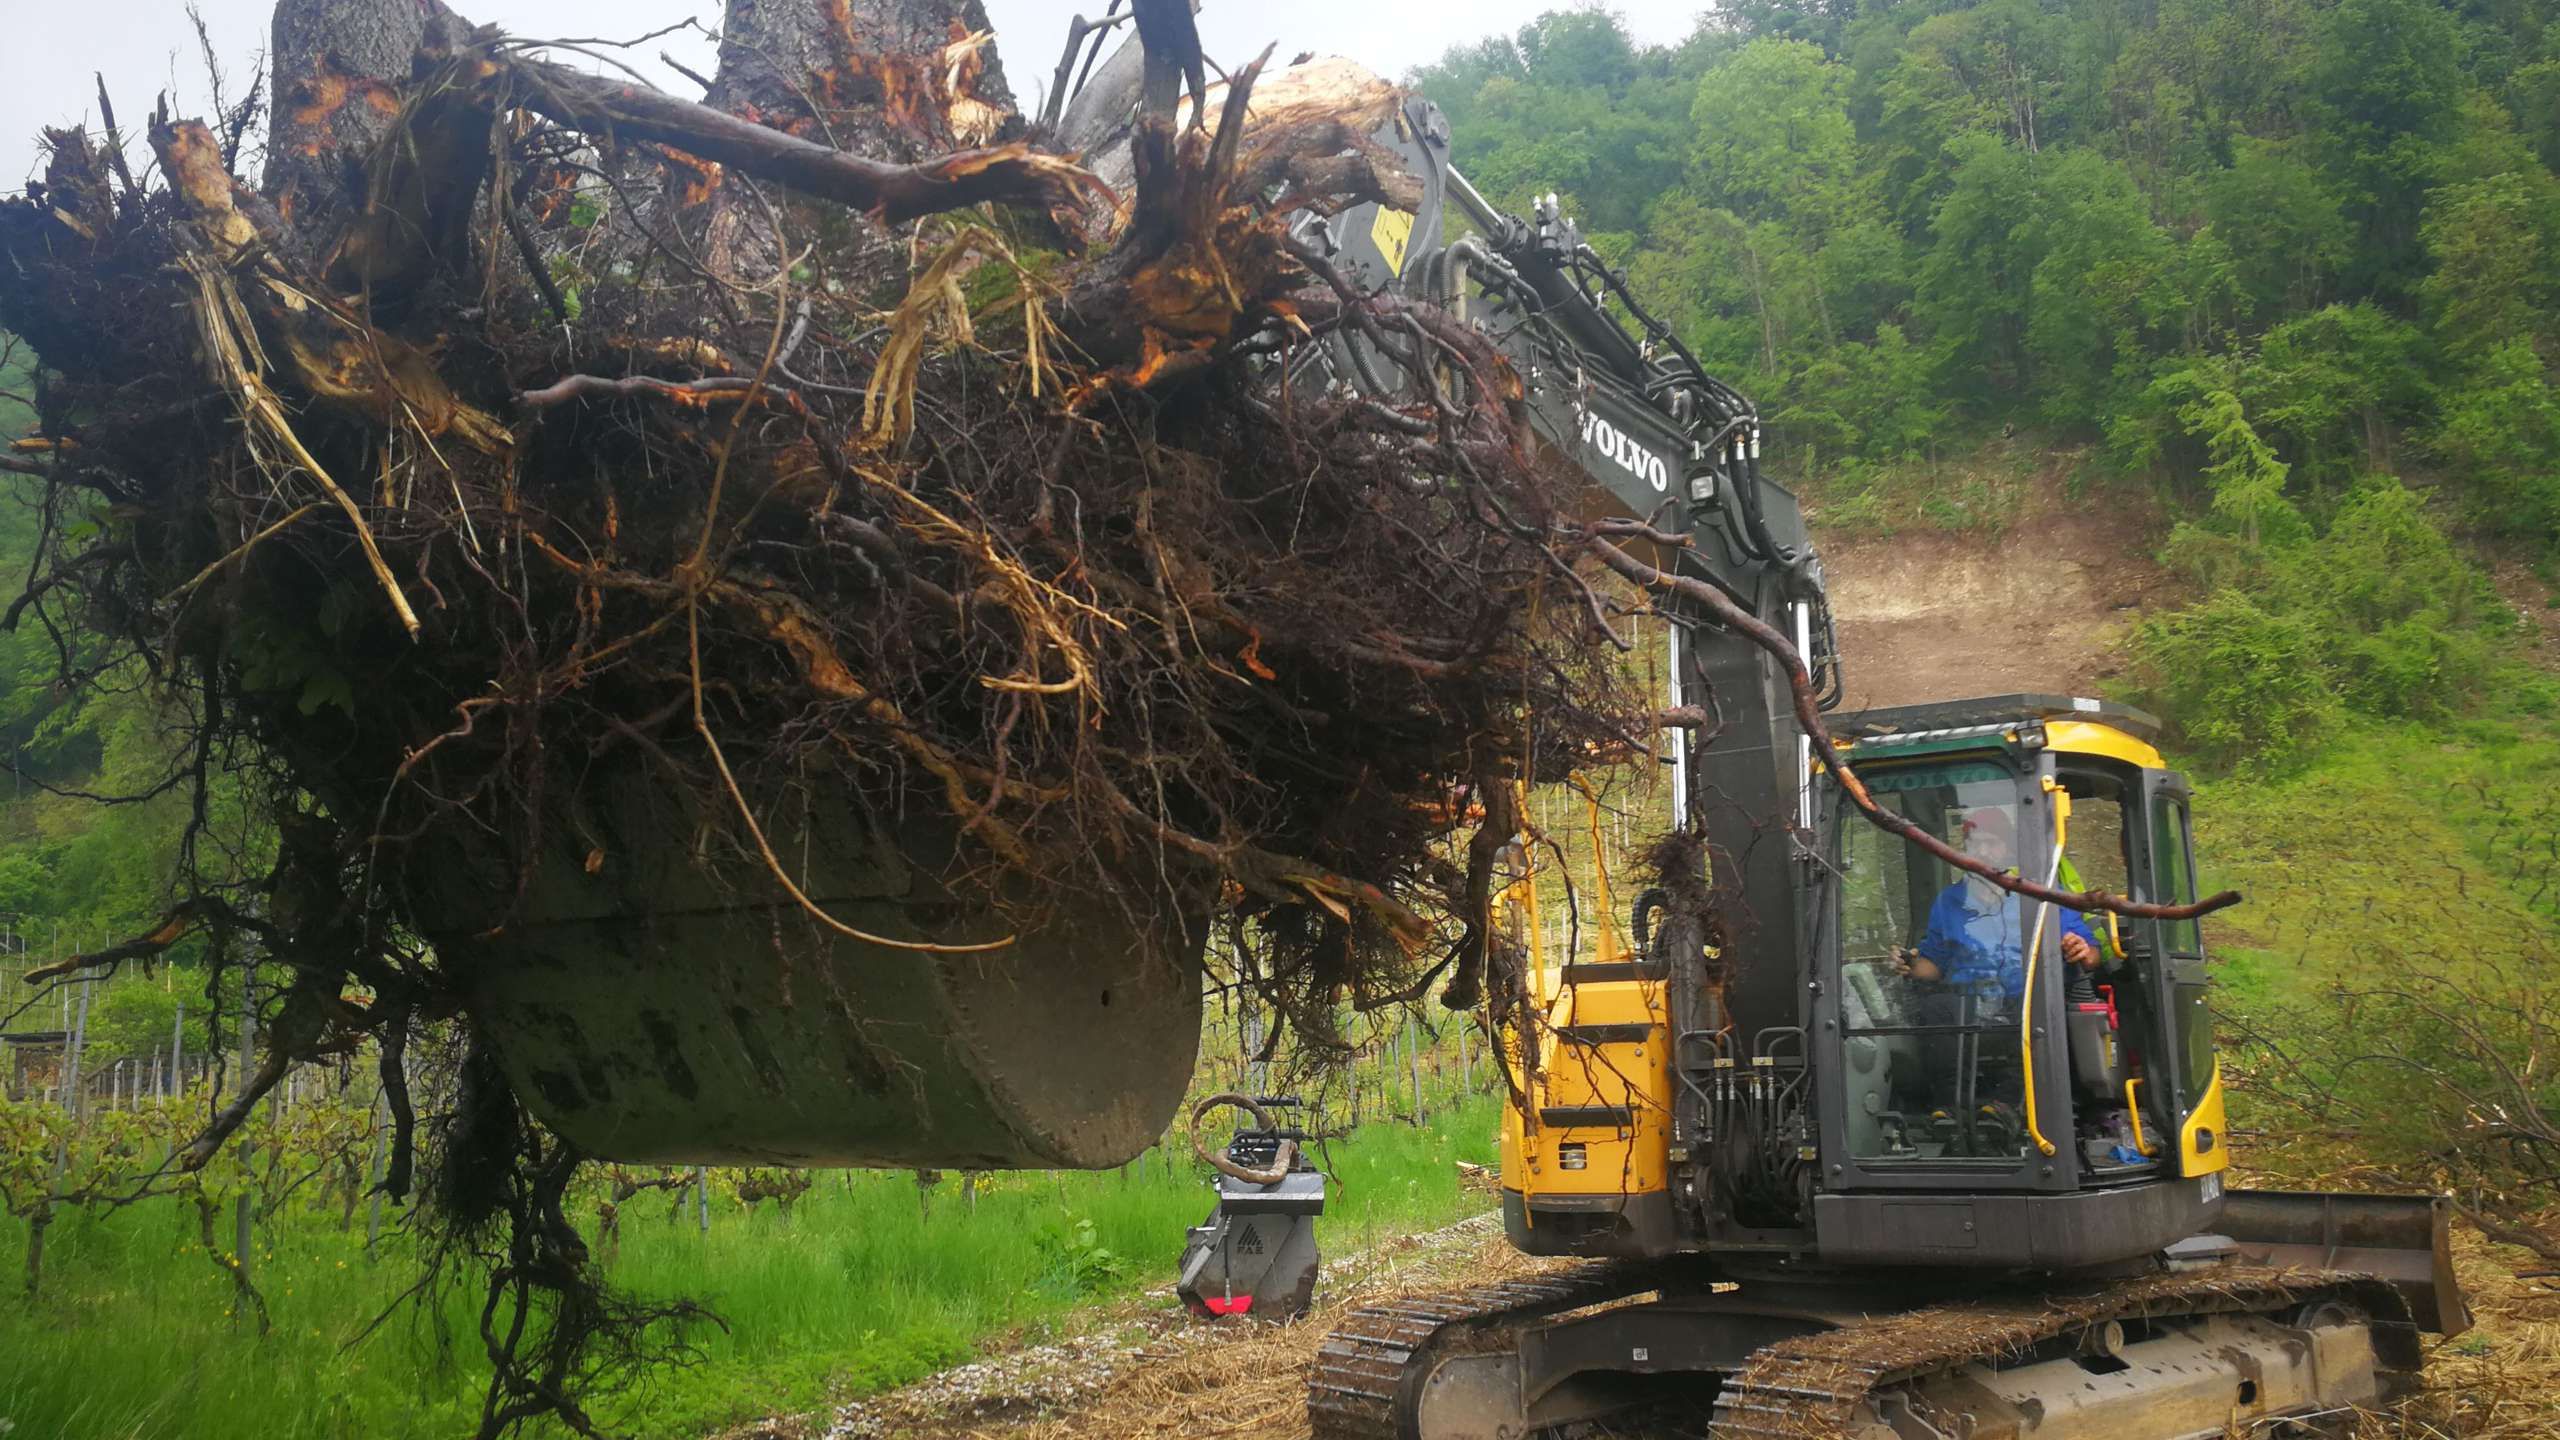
[2191,705,2560,1013]
[1797,434,2080,541]
[2177,695,2560,1185]
[0,1094,1503,1440]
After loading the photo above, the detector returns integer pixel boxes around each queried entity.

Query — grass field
[2193,705,2560,1011]
[0,1093,1504,1440]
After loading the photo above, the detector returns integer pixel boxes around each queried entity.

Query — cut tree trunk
[265,0,446,234]
[701,0,1027,297]
[711,0,1019,151]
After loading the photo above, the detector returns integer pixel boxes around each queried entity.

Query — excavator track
[1309,1260,2418,1439]
[1307,1260,1653,1440]
[1709,1263,2420,1439]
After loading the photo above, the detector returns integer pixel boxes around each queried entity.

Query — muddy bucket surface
[426,781,1207,1169]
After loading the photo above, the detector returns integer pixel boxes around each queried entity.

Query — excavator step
[1559,962,1664,985]
[1536,1104,1636,1128]
[1555,1023,1656,1046]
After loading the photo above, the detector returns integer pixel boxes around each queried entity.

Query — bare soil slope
[1816,486,2180,714]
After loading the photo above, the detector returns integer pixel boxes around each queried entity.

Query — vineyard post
[63,965,92,1127]
[169,1000,183,1097]
[1460,1027,1473,1091]
[693,1167,710,1234]
[236,970,256,1291]
[30,949,91,1299]
[1388,1019,1403,1122]
[364,1084,389,1253]
[1408,1014,1424,1125]
[1242,997,1266,1098]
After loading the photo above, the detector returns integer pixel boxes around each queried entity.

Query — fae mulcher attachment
[1176,1093,1325,1320]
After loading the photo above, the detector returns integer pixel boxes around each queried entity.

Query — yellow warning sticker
[1370,207,1415,276]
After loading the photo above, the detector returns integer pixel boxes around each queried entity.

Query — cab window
[1834,759,2034,1163]
[2147,794,2216,1099]
[2149,795,2202,959]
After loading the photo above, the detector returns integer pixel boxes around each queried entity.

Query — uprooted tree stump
[0,0,1657,1427]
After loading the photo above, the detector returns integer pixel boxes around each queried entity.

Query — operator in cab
[1893,809,2105,1000]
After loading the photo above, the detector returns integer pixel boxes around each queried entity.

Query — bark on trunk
[265,0,446,233]
[710,0,1018,151]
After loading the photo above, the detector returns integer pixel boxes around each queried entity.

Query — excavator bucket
[422,775,1208,1169]
[2219,1189,2471,1336]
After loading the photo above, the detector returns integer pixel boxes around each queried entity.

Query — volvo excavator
[1281,81,2468,1440]
[454,37,2467,1437]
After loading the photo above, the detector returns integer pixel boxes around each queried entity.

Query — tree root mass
[0,8,1667,1424]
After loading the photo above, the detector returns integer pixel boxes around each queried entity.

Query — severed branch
[23,899,217,984]
[517,373,804,413]
[1037,8,1133,133]
[492,50,1106,224]
[1576,519,2243,924]
[1132,0,1209,127]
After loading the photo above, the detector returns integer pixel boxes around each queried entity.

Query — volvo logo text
[1580,411,1671,492]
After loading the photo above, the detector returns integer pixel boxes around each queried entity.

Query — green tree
[2022,149,2177,426]
[2203,140,2353,319]
[2418,172,2553,360]
[1912,131,2041,401]
[2430,338,2560,548]
[1690,40,1862,232]
[1773,323,1949,462]
[2306,0,2467,294]
[2132,593,2340,768]
[2181,387,2305,547]
[2264,479,2509,716]
[2248,303,2427,480]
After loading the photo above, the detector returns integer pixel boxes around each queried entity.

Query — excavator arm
[1310,94,1844,1120]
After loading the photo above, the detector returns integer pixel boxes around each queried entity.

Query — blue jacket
[1917,880,2095,1000]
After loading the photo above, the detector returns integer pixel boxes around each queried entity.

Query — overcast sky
[4,0,1703,185]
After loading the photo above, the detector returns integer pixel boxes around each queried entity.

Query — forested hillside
[1413,0,2558,764]
[1399,0,2560,1270]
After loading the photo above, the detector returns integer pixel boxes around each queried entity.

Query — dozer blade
[420,772,1209,1168]
[2218,1187,2471,1336]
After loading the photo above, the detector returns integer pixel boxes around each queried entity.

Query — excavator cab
[1811,695,2227,1266]
[1492,695,2231,1270]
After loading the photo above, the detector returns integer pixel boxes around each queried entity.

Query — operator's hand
[2062,933,2101,969]
[1893,947,1941,982]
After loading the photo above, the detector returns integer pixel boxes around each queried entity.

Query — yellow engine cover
[1501,974,1673,1200]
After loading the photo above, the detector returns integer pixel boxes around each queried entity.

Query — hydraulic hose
[1190,1092,1297,1185]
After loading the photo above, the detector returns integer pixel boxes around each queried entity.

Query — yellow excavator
[437,53,2464,1436]
[1305,693,2465,1437]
